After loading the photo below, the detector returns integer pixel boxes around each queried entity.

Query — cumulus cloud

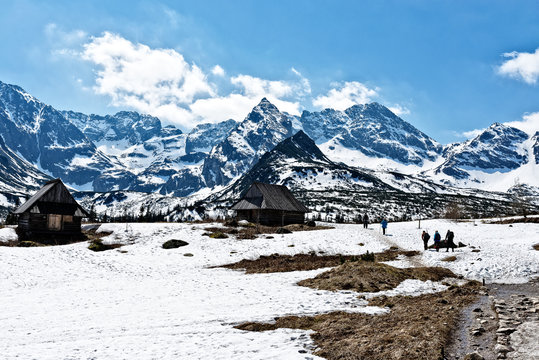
[82,32,215,127]
[79,33,313,127]
[211,65,225,77]
[498,48,539,84]
[504,112,539,135]
[388,104,410,117]
[313,81,378,110]
[78,33,408,129]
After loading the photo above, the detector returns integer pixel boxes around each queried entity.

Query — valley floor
[0,219,537,359]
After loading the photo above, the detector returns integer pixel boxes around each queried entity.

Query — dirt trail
[360,226,539,359]
[363,227,425,268]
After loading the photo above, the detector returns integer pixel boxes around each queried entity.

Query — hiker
[445,230,455,252]
[433,230,441,252]
[421,230,430,250]
[381,219,388,235]
[363,214,369,229]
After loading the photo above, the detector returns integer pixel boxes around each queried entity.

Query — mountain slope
[202,98,294,187]
[301,102,442,167]
[0,81,124,187]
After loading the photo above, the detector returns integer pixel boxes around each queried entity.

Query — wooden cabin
[13,179,89,239]
[231,182,309,226]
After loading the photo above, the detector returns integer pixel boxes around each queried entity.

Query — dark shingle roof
[13,179,89,216]
[231,182,308,212]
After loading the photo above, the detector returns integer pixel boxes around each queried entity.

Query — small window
[63,215,73,223]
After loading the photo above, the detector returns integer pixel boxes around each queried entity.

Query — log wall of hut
[236,209,305,226]
[17,213,83,236]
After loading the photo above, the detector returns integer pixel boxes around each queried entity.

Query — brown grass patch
[298,261,457,293]
[220,249,422,274]
[487,216,539,224]
[533,244,539,251]
[220,253,357,273]
[236,281,481,360]
[441,255,457,262]
[201,223,334,240]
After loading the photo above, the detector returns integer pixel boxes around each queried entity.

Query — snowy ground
[0,220,537,359]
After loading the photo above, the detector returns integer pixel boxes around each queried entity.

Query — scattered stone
[162,239,189,249]
[276,227,292,234]
[184,253,194,257]
[464,352,485,360]
[496,327,516,335]
[495,344,512,353]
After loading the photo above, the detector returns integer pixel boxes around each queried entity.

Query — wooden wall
[236,209,305,226]
[18,213,83,236]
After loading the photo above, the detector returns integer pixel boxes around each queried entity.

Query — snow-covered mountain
[0,81,125,188]
[0,79,537,219]
[202,98,294,187]
[299,103,442,169]
[213,131,532,220]
[423,123,538,192]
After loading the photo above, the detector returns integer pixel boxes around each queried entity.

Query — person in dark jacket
[445,230,455,252]
[421,230,430,250]
[433,230,441,252]
[363,214,369,229]
[381,219,388,235]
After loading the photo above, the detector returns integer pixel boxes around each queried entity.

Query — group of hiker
[361,214,388,235]
[421,229,456,252]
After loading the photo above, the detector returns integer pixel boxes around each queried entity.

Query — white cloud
[388,104,410,117]
[498,48,539,84]
[82,32,215,127]
[211,65,225,77]
[77,33,405,129]
[461,128,484,139]
[504,112,539,136]
[45,23,87,45]
[313,81,378,110]
[79,33,312,127]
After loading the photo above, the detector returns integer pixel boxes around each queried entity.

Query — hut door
[47,214,62,231]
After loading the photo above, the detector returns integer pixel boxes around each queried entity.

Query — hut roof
[13,178,89,217]
[231,182,309,212]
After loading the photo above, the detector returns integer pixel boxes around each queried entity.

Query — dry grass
[219,249,421,274]
[201,223,334,241]
[533,244,539,251]
[487,216,539,224]
[298,261,457,293]
[441,255,458,262]
[236,281,481,360]
[221,253,358,273]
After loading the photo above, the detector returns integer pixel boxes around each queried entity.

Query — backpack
[424,233,430,241]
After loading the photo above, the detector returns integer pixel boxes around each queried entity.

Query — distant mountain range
[0,79,537,218]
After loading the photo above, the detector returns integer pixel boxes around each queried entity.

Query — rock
[495,344,512,353]
[305,220,316,227]
[183,253,194,257]
[162,239,189,249]
[224,219,238,227]
[496,327,516,335]
[464,352,485,360]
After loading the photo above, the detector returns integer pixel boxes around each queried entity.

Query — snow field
[1,220,536,359]
[379,219,539,284]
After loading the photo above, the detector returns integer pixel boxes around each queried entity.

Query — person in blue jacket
[433,230,441,252]
[381,219,388,235]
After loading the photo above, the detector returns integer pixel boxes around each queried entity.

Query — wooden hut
[231,182,308,226]
[13,179,89,239]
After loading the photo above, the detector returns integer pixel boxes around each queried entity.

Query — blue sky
[1,0,539,143]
